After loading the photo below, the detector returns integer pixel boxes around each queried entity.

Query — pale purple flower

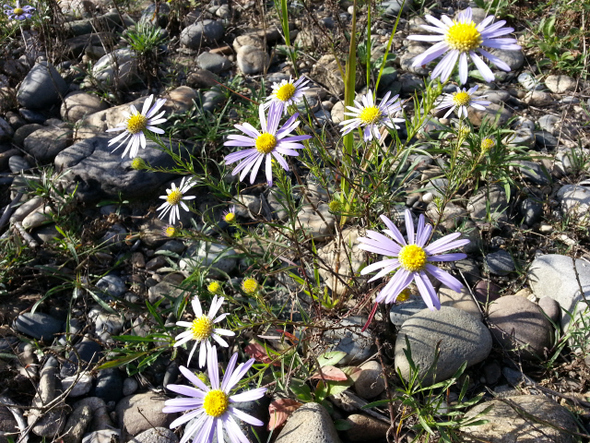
[340,90,405,142]
[407,7,521,84]
[157,176,197,225]
[3,1,34,20]
[174,295,235,368]
[106,94,167,158]
[163,348,267,443]
[358,209,469,310]
[266,76,310,114]
[222,205,236,224]
[224,102,311,186]
[435,85,490,119]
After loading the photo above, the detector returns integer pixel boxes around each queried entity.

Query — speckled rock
[115,392,176,440]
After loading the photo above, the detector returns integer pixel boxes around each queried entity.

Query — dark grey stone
[14,312,62,341]
[518,161,551,186]
[17,62,68,109]
[18,108,46,124]
[535,130,558,150]
[0,117,14,141]
[180,20,224,49]
[96,274,126,299]
[196,52,232,73]
[92,368,124,403]
[61,338,103,377]
[54,135,188,201]
[485,250,515,276]
[520,197,543,225]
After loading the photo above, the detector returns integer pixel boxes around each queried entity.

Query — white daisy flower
[163,349,266,443]
[435,85,491,119]
[174,295,235,368]
[339,90,405,142]
[157,177,197,225]
[407,7,521,84]
[266,76,310,114]
[106,94,167,159]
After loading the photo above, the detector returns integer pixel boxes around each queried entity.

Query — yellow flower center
[275,83,296,102]
[224,212,235,223]
[164,226,176,237]
[328,200,342,213]
[208,281,221,294]
[166,189,183,206]
[445,21,482,52]
[481,138,495,152]
[452,91,471,107]
[203,389,229,417]
[126,114,148,134]
[396,288,412,302]
[398,244,427,272]
[359,106,382,125]
[242,278,258,294]
[191,315,213,340]
[13,7,24,14]
[255,133,277,155]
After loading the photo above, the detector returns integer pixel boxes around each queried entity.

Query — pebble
[62,372,94,397]
[236,45,269,75]
[518,72,543,91]
[93,368,124,403]
[538,296,561,324]
[275,402,342,443]
[519,197,543,226]
[389,297,428,327]
[116,392,176,440]
[545,74,576,93]
[96,274,127,299]
[180,241,237,276]
[180,20,224,49]
[62,404,93,443]
[14,312,62,341]
[528,255,590,338]
[534,130,558,149]
[128,427,178,443]
[196,52,232,73]
[556,184,590,224]
[344,414,389,441]
[122,377,139,396]
[295,204,335,241]
[487,296,553,360]
[92,48,138,88]
[485,250,515,276]
[461,395,579,442]
[28,358,67,437]
[322,317,374,365]
[82,429,121,443]
[467,185,508,224]
[16,61,68,109]
[354,360,385,399]
[395,307,492,385]
[439,287,482,320]
[317,228,364,296]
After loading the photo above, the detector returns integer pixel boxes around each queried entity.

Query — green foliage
[366,340,488,442]
[123,16,167,59]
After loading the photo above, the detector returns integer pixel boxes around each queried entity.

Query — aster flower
[174,295,235,368]
[224,102,311,186]
[358,209,469,310]
[266,76,310,114]
[435,85,490,119]
[157,176,197,225]
[222,205,236,224]
[163,348,267,443]
[407,7,521,84]
[106,94,167,159]
[3,1,35,20]
[339,90,405,142]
